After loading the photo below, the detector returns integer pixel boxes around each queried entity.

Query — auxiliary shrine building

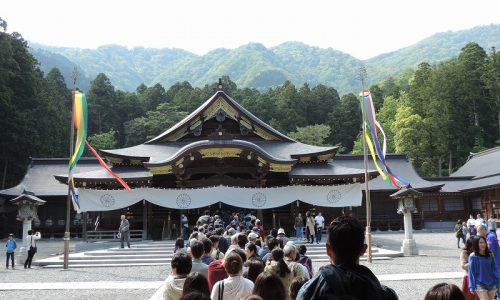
[1,86,499,239]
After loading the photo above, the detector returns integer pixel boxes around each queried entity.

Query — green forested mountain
[30,24,500,95]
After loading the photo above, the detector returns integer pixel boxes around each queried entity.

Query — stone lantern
[390,185,422,256]
[10,193,46,260]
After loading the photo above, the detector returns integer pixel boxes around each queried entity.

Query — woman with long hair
[243,260,264,283]
[252,272,288,300]
[461,237,479,300]
[263,248,292,297]
[468,236,500,300]
[210,252,254,300]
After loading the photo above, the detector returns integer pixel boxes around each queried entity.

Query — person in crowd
[175,238,188,255]
[181,214,190,240]
[247,232,261,253]
[230,214,241,231]
[468,235,500,300]
[5,233,17,269]
[487,215,497,234]
[277,228,289,245]
[201,238,215,265]
[163,253,193,300]
[485,224,500,300]
[190,240,208,279]
[209,235,225,260]
[455,219,466,248]
[237,233,249,250]
[296,216,398,299]
[294,213,304,241]
[475,214,486,232]
[297,244,313,278]
[198,227,206,241]
[255,219,265,239]
[180,291,211,300]
[210,251,254,300]
[460,237,479,300]
[314,212,325,244]
[283,243,310,280]
[261,237,280,264]
[424,283,465,300]
[477,224,488,238]
[24,230,41,269]
[258,235,272,259]
[197,210,212,227]
[119,214,131,248]
[216,228,229,254]
[270,228,278,239]
[244,242,262,264]
[305,211,315,244]
[182,272,210,298]
[243,259,264,283]
[264,248,293,297]
[289,276,309,300]
[463,221,470,243]
[468,214,477,236]
[252,272,288,300]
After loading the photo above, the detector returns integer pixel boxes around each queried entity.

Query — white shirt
[210,275,254,300]
[467,218,475,227]
[475,218,485,228]
[315,215,325,228]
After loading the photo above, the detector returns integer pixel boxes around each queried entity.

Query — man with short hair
[314,212,325,244]
[200,237,215,265]
[189,240,208,279]
[297,216,398,300]
[163,253,192,300]
[5,233,16,269]
[119,215,130,248]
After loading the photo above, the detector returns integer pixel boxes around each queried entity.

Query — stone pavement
[0,230,467,300]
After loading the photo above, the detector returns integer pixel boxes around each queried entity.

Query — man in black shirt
[297,216,398,300]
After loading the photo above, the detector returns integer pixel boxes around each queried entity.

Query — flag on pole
[68,91,88,212]
[361,90,409,188]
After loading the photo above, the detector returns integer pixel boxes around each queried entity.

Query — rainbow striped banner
[68,91,88,212]
[361,90,409,188]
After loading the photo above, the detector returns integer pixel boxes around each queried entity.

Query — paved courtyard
[0,230,467,299]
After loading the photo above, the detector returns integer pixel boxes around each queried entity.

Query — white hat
[278,228,285,235]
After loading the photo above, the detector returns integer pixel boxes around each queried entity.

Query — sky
[2,0,500,60]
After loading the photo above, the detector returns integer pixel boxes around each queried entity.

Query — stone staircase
[34,240,403,268]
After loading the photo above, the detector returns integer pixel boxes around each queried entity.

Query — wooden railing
[86,230,144,241]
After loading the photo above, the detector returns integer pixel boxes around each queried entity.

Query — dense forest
[0,17,499,189]
[31,25,500,95]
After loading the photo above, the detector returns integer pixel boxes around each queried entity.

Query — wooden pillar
[142,200,148,240]
[82,212,87,242]
[257,209,263,226]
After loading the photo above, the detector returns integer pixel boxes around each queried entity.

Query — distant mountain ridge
[30,24,500,95]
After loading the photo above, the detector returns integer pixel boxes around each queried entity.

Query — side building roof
[334,154,442,191]
[450,146,500,192]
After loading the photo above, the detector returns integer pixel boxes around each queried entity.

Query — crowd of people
[151,210,401,300]
[457,214,500,300]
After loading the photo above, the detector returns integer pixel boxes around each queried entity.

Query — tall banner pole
[63,67,78,270]
[358,67,372,263]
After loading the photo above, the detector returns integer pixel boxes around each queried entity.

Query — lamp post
[390,185,422,256]
[10,193,46,263]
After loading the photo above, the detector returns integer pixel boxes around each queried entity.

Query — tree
[288,124,331,146]
[87,73,116,134]
[328,93,361,153]
[88,130,118,150]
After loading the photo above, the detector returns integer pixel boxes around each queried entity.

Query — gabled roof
[147,90,294,143]
[103,140,337,165]
[334,154,442,191]
[449,146,500,192]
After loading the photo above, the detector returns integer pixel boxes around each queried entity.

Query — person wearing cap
[5,233,17,269]
[277,228,289,245]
